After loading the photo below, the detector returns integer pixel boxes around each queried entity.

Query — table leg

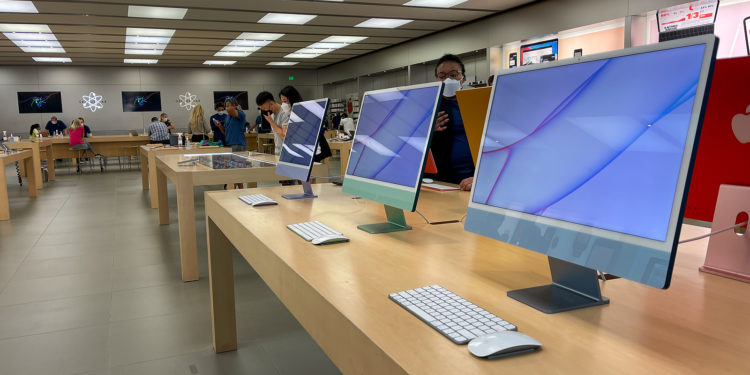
[176,181,198,282]
[24,158,37,198]
[340,146,351,176]
[31,145,42,190]
[157,168,169,225]
[207,217,237,352]
[45,147,55,181]
[140,148,148,190]
[0,165,8,220]
[149,153,159,208]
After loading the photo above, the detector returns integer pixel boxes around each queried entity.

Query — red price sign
[658,0,717,32]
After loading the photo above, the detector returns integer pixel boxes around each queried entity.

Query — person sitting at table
[210,103,228,145]
[44,116,66,136]
[69,118,100,157]
[340,113,355,135]
[29,124,41,140]
[148,116,170,145]
[78,117,92,137]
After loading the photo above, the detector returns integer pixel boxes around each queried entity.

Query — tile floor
[0,160,341,375]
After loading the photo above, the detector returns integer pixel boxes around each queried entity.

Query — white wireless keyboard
[390,285,517,344]
[238,194,278,207]
[287,221,342,241]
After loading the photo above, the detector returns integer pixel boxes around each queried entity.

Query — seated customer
[69,118,99,157]
[78,117,92,137]
[29,123,41,140]
[148,116,170,144]
[340,113,355,134]
[45,116,66,135]
[427,54,475,191]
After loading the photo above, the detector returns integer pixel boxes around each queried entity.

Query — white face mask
[218,110,226,115]
[281,103,291,113]
[442,78,462,97]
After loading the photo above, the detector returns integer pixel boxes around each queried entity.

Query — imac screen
[473,44,707,242]
[279,99,327,167]
[346,85,440,188]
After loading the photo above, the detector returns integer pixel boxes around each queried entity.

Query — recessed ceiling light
[258,13,317,25]
[0,1,38,13]
[403,0,467,7]
[267,62,299,66]
[125,28,175,55]
[321,36,367,43]
[284,52,321,59]
[0,24,66,53]
[203,60,236,65]
[213,51,253,57]
[214,32,283,58]
[237,32,284,41]
[33,57,71,63]
[355,18,413,28]
[124,59,158,64]
[128,5,188,20]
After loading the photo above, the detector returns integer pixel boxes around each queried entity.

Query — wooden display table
[244,133,258,152]
[204,184,750,374]
[256,133,275,154]
[139,145,221,209]
[1,150,37,220]
[328,140,352,175]
[44,135,150,158]
[155,152,328,282]
[13,139,54,189]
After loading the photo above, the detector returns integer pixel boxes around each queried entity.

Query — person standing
[188,104,210,142]
[210,103,228,145]
[221,98,247,152]
[340,113,355,134]
[160,113,175,134]
[148,116,170,144]
[428,53,475,191]
[44,116,66,136]
[255,91,289,156]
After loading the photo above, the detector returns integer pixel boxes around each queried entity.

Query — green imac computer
[465,35,717,313]
[342,82,444,233]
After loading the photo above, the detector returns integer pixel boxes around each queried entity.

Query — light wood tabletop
[13,139,54,189]
[139,145,221,209]
[328,140,352,176]
[155,152,328,282]
[1,150,37,220]
[204,183,750,374]
[43,135,150,158]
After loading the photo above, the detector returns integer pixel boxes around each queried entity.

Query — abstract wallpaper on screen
[473,45,706,241]
[279,100,326,167]
[346,86,439,187]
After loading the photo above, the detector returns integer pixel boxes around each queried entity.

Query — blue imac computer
[275,98,330,199]
[342,82,444,233]
[465,35,717,313]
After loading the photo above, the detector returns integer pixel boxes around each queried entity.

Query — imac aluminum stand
[699,184,750,283]
[282,181,318,200]
[357,204,412,234]
[508,257,609,314]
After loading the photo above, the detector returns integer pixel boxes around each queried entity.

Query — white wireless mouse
[468,331,542,359]
[422,178,434,184]
[251,200,277,207]
[311,234,350,245]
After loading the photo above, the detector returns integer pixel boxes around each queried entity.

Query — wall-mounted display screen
[213,91,249,111]
[17,91,63,113]
[520,39,558,66]
[122,91,162,112]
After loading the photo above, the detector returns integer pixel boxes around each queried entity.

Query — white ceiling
[0,0,536,68]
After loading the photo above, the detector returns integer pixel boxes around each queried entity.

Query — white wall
[0,66,319,135]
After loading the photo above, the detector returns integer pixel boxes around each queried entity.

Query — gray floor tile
[13,252,114,280]
[0,325,109,375]
[0,293,111,340]
[0,271,112,306]
[111,263,183,291]
[260,329,340,375]
[110,282,208,322]
[26,241,114,261]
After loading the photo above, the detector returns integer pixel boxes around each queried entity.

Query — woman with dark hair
[29,123,41,139]
[278,86,332,163]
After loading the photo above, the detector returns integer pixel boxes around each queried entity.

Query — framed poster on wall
[17,92,62,113]
[520,39,558,66]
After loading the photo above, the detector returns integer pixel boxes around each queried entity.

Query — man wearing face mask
[428,54,475,191]
[210,103,228,145]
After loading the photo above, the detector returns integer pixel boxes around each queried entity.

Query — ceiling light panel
[33,57,71,63]
[0,23,65,53]
[124,27,175,55]
[128,6,188,20]
[321,36,367,43]
[284,35,366,60]
[0,1,38,13]
[355,18,413,28]
[214,32,283,58]
[124,59,158,64]
[258,13,317,25]
[203,60,236,65]
[403,0,468,7]
[267,62,298,66]
[284,52,322,59]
